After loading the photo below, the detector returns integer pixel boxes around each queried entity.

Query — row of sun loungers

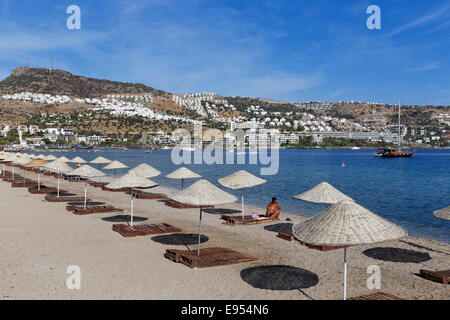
[2,164,446,297]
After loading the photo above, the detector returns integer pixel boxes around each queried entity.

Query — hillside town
[1,90,449,149]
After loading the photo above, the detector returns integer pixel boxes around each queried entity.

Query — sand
[0,167,449,300]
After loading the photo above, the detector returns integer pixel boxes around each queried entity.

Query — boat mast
[398,100,401,148]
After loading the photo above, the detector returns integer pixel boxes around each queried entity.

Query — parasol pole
[12,166,14,179]
[37,167,41,190]
[181,178,184,189]
[241,190,245,222]
[2,163,5,177]
[130,187,134,228]
[197,207,203,256]
[84,181,87,209]
[57,175,60,197]
[343,247,347,300]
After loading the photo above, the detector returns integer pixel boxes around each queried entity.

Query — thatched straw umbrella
[42,160,73,197]
[69,165,105,208]
[292,199,407,300]
[1,154,17,177]
[103,160,128,177]
[105,172,158,227]
[57,156,70,162]
[218,170,266,221]
[24,159,48,190]
[294,182,353,204]
[129,163,160,178]
[165,167,201,189]
[69,156,87,167]
[433,205,450,221]
[90,156,112,169]
[46,155,57,161]
[168,179,237,255]
[13,156,32,183]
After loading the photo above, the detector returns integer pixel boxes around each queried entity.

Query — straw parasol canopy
[293,182,353,204]
[292,199,407,299]
[218,170,267,220]
[103,160,129,177]
[433,205,450,221]
[90,156,112,165]
[103,160,128,170]
[166,167,201,189]
[129,163,161,178]
[69,156,87,164]
[46,155,57,161]
[25,159,48,168]
[105,171,158,227]
[168,179,237,255]
[42,160,74,197]
[69,165,106,208]
[57,156,70,162]
[24,159,48,190]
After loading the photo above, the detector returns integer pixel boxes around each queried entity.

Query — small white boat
[351,146,360,150]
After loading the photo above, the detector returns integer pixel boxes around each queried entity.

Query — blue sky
[0,0,449,105]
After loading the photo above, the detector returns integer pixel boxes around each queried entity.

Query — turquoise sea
[30,148,450,243]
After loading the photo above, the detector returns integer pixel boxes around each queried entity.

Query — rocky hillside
[0,67,167,98]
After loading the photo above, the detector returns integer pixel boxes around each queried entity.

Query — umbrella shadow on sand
[363,247,432,263]
[202,208,241,215]
[151,233,209,246]
[240,265,319,300]
[102,215,148,223]
[264,223,293,233]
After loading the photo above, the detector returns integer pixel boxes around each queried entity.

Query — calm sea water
[32,148,450,243]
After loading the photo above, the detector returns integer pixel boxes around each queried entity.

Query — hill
[0,67,167,98]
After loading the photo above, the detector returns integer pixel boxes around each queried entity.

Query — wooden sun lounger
[349,292,404,300]
[101,186,132,192]
[164,247,258,269]
[165,200,214,209]
[132,190,167,200]
[28,186,68,194]
[90,182,108,188]
[277,231,295,241]
[3,176,23,182]
[11,180,38,188]
[419,269,450,284]
[112,223,182,237]
[45,195,91,202]
[71,205,124,215]
[221,214,278,226]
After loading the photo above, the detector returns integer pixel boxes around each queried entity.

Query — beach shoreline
[0,167,449,300]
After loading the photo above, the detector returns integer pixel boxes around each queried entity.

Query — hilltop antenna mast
[50,54,54,70]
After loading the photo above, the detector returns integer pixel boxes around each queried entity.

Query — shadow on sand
[363,247,432,263]
[101,215,148,223]
[151,233,209,246]
[240,265,319,293]
[264,223,293,233]
[202,208,241,215]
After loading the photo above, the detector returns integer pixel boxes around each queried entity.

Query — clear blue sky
[0,0,449,105]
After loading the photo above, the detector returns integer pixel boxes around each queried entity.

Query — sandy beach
[0,168,448,300]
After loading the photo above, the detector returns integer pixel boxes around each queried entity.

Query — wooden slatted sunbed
[45,195,91,202]
[112,223,182,237]
[11,180,38,188]
[221,214,278,226]
[164,247,258,269]
[28,186,67,194]
[349,292,404,300]
[71,205,124,215]
[132,190,167,199]
[419,269,450,284]
[165,200,214,209]
[101,186,132,192]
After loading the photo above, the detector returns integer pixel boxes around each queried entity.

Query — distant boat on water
[374,101,414,158]
[351,146,360,150]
